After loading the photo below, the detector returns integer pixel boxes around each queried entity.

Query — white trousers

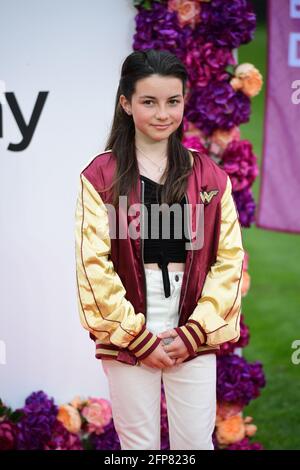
[102,268,216,450]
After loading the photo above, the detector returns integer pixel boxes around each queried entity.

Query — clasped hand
[158,329,190,366]
[139,329,190,369]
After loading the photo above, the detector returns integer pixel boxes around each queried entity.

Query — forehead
[134,74,183,98]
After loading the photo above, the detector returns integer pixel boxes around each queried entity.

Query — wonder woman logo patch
[199,189,219,205]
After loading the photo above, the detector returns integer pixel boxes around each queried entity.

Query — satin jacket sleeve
[175,176,245,356]
[75,173,161,359]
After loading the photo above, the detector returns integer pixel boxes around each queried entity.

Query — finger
[162,353,176,364]
[157,331,169,338]
[158,329,178,339]
[162,338,180,350]
[168,354,178,360]
[163,339,181,351]
[164,346,179,356]
[162,344,174,353]
[164,359,176,368]
[176,355,188,365]
[154,361,166,369]
[168,329,178,338]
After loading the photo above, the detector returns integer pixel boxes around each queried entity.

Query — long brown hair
[104,49,192,208]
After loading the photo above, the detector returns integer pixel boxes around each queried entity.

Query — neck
[135,133,168,161]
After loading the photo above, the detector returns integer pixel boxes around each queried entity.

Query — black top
[140,174,188,298]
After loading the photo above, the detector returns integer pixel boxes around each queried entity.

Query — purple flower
[90,420,121,450]
[217,354,266,407]
[226,437,263,450]
[133,0,256,50]
[198,0,256,48]
[233,187,256,228]
[132,1,193,59]
[45,420,83,450]
[15,391,58,450]
[222,140,259,191]
[0,420,17,450]
[185,82,251,136]
[218,314,250,355]
[213,433,263,450]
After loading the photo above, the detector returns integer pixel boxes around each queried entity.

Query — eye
[142,99,180,105]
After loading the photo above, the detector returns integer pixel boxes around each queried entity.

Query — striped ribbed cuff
[175,320,207,356]
[127,325,161,360]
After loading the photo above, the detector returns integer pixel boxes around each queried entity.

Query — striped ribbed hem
[127,325,161,360]
[182,349,218,363]
[175,320,206,356]
[95,348,219,366]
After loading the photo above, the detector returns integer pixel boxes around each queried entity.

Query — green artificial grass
[237,24,300,450]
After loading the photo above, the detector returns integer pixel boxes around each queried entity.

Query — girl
[75,49,244,450]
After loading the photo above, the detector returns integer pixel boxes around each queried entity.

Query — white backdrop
[0,0,136,408]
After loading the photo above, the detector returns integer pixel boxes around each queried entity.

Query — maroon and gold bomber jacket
[75,148,245,366]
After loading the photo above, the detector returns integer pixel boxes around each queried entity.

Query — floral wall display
[0,0,265,451]
[132,0,265,450]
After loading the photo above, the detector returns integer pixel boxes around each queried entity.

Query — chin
[149,134,170,142]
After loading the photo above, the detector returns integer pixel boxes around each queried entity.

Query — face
[119,74,185,143]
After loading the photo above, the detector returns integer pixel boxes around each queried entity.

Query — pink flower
[0,421,16,450]
[183,119,207,142]
[82,398,112,435]
[242,271,251,297]
[183,135,207,155]
[243,250,249,271]
[222,140,259,191]
[216,402,243,424]
[184,43,235,88]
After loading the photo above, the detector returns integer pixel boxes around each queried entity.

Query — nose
[155,106,169,121]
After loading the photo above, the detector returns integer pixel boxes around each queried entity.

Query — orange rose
[168,0,201,29]
[230,63,263,97]
[244,416,253,423]
[209,127,241,157]
[216,415,246,445]
[57,404,82,434]
[70,395,85,409]
[245,423,257,437]
[211,127,241,150]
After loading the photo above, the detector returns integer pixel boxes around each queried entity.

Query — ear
[119,94,132,115]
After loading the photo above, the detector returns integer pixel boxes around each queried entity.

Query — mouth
[152,124,171,129]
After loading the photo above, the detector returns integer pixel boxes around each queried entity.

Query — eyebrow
[139,94,182,99]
